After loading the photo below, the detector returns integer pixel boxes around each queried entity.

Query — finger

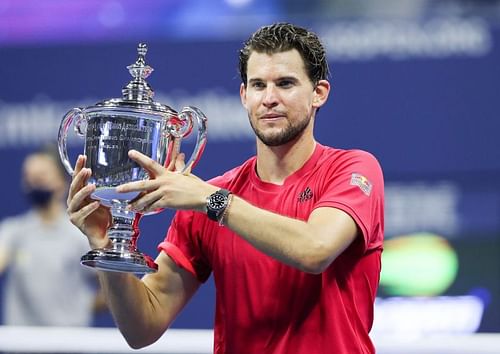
[68,167,91,203]
[73,155,87,177]
[143,199,169,214]
[68,183,96,213]
[71,156,88,190]
[127,190,147,205]
[128,150,164,177]
[116,178,160,193]
[128,190,164,212]
[69,201,100,227]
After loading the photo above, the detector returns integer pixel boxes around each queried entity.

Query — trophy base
[81,248,158,274]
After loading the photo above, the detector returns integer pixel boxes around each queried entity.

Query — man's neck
[255,135,316,185]
[35,200,64,224]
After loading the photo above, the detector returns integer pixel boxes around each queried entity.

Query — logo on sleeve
[350,173,372,196]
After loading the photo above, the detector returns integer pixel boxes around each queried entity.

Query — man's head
[22,144,68,208]
[238,22,330,87]
[239,23,331,147]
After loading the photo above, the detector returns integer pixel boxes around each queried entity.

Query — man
[67,23,384,353]
[0,145,104,327]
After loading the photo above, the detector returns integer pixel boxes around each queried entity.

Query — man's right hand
[67,155,111,249]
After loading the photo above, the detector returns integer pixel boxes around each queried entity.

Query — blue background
[0,0,499,333]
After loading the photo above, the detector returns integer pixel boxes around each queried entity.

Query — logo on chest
[297,186,313,203]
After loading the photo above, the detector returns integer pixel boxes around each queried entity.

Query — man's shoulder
[0,211,36,248]
[0,210,36,229]
[208,155,256,187]
[320,144,377,159]
[320,145,381,169]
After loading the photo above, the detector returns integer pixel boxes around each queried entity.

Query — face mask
[25,187,54,208]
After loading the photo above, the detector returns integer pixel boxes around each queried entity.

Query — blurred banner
[0,14,499,334]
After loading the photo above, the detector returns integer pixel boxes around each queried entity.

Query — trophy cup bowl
[58,43,207,274]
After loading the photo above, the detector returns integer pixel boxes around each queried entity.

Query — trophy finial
[137,43,147,57]
[122,42,154,102]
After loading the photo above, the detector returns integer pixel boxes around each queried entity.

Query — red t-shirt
[159,143,384,354]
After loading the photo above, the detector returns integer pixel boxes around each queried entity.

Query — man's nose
[262,85,279,107]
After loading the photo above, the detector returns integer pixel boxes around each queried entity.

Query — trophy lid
[91,43,175,115]
[122,43,154,102]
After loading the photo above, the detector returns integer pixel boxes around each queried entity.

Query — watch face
[209,193,227,210]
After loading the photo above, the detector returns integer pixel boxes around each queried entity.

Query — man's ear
[240,83,247,108]
[312,80,331,108]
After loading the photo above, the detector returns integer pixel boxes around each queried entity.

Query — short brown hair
[35,142,69,182]
[238,22,330,86]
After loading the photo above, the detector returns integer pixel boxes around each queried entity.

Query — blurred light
[372,295,485,336]
[0,0,11,14]
[98,1,126,28]
[384,182,460,236]
[380,232,459,296]
[0,0,281,45]
[320,18,492,62]
[225,0,253,8]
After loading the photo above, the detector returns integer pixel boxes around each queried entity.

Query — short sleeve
[158,210,212,283]
[315,150,384,251]
[0,217,19,256]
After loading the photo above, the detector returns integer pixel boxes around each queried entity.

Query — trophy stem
[80,203,158,274]
[108,208,138,249]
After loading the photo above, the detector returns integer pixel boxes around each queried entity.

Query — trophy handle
[178,106,208,172]
[58,107,86,176]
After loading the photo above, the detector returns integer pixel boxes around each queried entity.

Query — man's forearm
[97,271,168,349]
[224,196,357,273]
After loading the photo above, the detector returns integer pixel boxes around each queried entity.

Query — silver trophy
[58,43,207,274]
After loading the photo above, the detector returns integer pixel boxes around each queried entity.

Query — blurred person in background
[0,144,105,327]
[67,23,384,353]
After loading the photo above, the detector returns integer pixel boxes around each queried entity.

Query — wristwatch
[206,189,232,222]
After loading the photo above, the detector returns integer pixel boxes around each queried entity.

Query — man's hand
[66,155,111,249]
[116,150,217,214]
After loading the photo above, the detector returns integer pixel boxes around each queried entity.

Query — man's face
[240,49,325,147]
[23,154,66,198]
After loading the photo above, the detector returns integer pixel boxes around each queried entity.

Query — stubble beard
[249,114,311,147]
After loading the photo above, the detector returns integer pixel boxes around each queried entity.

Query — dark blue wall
[1,24,499,330]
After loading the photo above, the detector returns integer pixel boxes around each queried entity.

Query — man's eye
[278,80,293,88]
[252,82,265,89]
